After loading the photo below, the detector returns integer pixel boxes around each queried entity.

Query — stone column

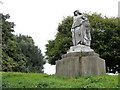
[118,1,120,18]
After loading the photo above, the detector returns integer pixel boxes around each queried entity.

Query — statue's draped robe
[71,15,91,46]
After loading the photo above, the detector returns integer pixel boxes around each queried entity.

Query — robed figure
[71,10,91,46]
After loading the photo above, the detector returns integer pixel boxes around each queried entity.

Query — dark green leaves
[45,16,73,65]
[2,13,45,73]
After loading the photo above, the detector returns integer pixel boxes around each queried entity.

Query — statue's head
[74,10,82,16]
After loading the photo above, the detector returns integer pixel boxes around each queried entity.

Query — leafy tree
[1,13,45,73]
[0,14,2,72]
[87,13,120,72]
[45,16,73,64]
[45,13,120,72]
[1,13,20,71]
[16,34,45,73]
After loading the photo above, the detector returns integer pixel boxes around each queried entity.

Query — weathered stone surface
[71,10,91,46]
[56,52,106,78]
[67,44,94,53]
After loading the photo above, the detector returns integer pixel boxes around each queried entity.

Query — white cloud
[43,62,56,75]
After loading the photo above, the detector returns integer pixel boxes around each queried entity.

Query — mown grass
[1,72,120,88]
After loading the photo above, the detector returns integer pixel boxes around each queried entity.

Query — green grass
[1,72,120,88]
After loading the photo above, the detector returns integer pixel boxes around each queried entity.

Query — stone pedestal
[67,44,94,53]
[56,52,106,78]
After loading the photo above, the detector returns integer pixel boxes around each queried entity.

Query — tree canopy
[45,16,73,65]
[1,13,45,73]
[2,14,19,71]
[16,34,45,73]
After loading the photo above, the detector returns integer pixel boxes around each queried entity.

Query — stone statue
[56,11,106,78]
[71,10,91,46]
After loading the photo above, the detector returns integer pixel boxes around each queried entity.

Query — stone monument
[56,10,106,78]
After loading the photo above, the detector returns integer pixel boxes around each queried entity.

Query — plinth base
[56,52,106,78]
[67,44,94,53]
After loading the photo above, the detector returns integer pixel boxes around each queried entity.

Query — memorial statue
[71,10,91,46]
[56,11,106,78]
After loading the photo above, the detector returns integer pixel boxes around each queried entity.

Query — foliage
[45,12,120,72]
[45,16,73,65]
[16,34,45,73]
[86,13,120,71]
[2,72,119,88]
[1,13,20,71]
[1,13,45,73]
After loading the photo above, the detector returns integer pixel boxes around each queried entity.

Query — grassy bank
[2,72,119,88]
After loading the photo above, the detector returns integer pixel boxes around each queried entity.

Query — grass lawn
[1,72,120,88]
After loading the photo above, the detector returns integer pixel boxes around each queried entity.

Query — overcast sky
[1,0,120,55]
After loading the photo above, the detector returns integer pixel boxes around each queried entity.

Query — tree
[1,13,45,73]
[1,13,21,71]
[45,16,73,65]
[1,14,28,72]
[16,34,45,73]
[45,13,120,72]
[87,13,120,72]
